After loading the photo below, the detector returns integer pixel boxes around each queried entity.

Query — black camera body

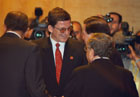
[115,36,135,54]
[30,21,47,40]
[30,7,48,40]
[115,43,130,54]
[104,13,113,23]
[115,22,135,54]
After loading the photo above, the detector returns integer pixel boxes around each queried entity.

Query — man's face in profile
[82,24,92,44]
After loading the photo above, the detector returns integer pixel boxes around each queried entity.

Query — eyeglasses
[55,26,72,33]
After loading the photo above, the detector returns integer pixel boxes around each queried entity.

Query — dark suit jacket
[33,37,88,96]
[64,59,138,97]
[0,33,46,97]
[110,48,124,67]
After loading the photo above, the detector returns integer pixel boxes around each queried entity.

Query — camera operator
[122,31,140,95]
[107,12,122,36]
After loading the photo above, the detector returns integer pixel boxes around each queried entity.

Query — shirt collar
[50,35,65,47]
[6,31,22,38]
[93,56,109,61]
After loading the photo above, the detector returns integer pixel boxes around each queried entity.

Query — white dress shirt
[50,35,65,66]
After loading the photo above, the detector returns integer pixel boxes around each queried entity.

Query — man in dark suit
[82,16,124,67]
[64,33,139,97]
[33,7,87,97]
[0,11,47,97]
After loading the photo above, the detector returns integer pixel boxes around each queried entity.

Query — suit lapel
[47,38,56,76]
[43,38,58,86]
[59,39,73,85]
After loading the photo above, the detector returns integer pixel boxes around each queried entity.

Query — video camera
[30,7,48,40]
[115,22,135,54]
[115,37,135,54]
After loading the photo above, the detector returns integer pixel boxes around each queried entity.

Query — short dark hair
[109,12,122,23]
[84,16,110,35]
[84,16,103,24]
[87,33,113,57]
[48,7,71,27]
[4,11,28,33]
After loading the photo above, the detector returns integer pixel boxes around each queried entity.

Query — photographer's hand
[127,45,136,59]
[128,45,140,69]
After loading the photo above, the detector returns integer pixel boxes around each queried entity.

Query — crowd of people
[0,7,140,97]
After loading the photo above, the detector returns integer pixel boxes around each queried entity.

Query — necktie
[55,43,62,84]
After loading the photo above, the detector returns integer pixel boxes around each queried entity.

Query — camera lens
[34,30,45,39]
[104,14,113,23]
[115,44,131,54]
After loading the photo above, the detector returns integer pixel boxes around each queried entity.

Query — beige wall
[0,0,140,36]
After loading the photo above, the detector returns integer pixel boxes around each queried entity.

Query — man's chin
[60,38,68,42]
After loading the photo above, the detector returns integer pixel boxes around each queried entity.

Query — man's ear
[0,24,7,36]
[89,49,94,60]
[48,25,53,33]
[3,24,7,32]
[119,23,122,30]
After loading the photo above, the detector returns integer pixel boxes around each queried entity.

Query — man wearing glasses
[33,7,87,97]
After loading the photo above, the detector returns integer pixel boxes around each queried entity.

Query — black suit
[110,48,124,67]
[0,33,46,97]
[64,59,138,97]
[33,37,88,96]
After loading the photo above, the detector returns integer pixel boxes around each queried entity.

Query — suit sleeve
[64,70,83,97]
[124,71,139,97]
[80,43,88,66]
[82,50,88,66]
[110,48,124,67]
[25,46,47,97]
